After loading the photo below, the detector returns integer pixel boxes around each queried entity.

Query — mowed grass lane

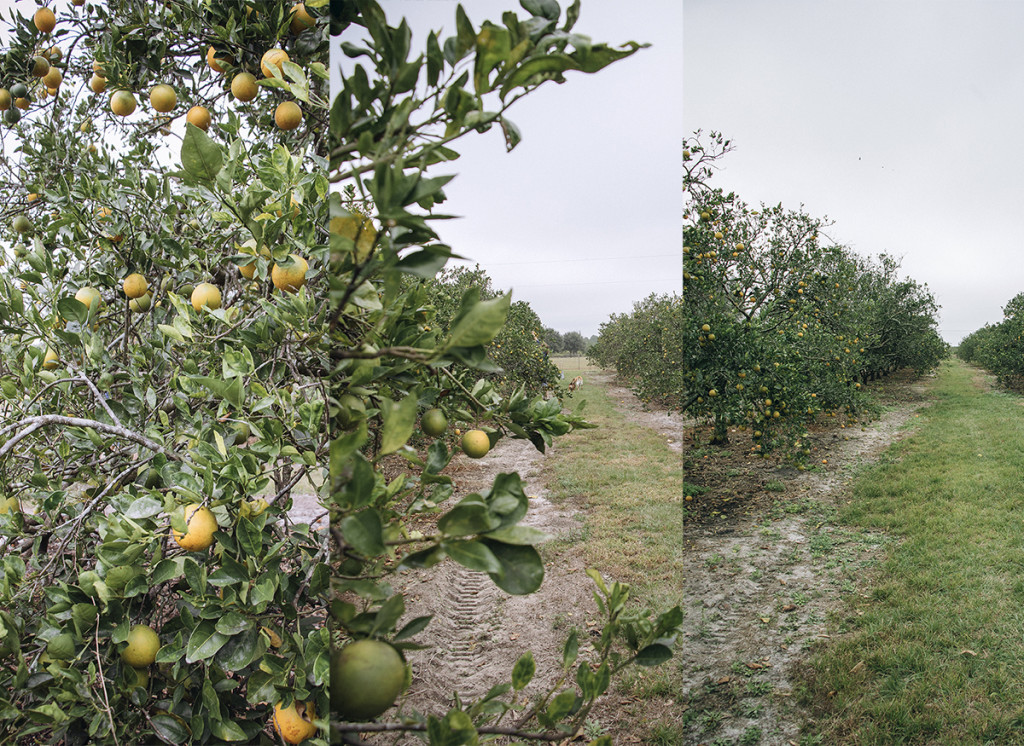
[546,357,686,743]
[803,357,1024,744]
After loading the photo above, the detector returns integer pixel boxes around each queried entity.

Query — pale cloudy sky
[334,1,683,337]
[685,1,1024,344]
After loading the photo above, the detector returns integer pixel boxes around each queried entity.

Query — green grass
[543,377,682,608]
[802,357,1024,744]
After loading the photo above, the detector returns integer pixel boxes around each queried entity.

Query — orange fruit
[190,282,221,312]
[290,3,315,34]
[271,254,308,293]
[206,46,231,73]
[260,48,289,78]
[333,640,406,720]
[33,7,56,34]
[14,97,30,111]
[42,348,59,370]
[0,89,10,110]
[274,100,301,130]
[109,90,136,116]
[120,625,160,667]
[89,75,106,93]
[461,429,491,458]
[230,72,257,102]
[122,273,148,299]
[30,56,50,78]
[149,83,176,112]
[185,105,210,131]
[74,286,101,310]
[42,66,61,88]
[171,504,217,551]
[271,700,317,744]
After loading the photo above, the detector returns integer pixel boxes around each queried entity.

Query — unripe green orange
[461,429,490,458]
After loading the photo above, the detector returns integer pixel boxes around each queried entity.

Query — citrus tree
[959,293,1024,388]
[595,130,946,459]
[422,265,563,396]
[329,2,681,744]
[0,1,332,744]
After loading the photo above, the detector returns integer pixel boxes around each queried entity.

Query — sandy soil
[369,372,684,744]
[682,375,931,745]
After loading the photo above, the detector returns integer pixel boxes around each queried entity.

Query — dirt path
[389,372,683,742]
[683,383,930,745]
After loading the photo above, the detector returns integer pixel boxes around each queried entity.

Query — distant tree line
[541,328,596,355]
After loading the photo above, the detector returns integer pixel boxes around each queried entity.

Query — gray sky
[685,1,1024,345]
[334,1,683,337]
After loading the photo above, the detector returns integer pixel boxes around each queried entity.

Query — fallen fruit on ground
[171,504,217,551]
[120,624,160,667]
[461,429,491,458]
[333,639,406,720]
[272,700,317,744]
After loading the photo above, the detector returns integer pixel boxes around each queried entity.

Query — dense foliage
[0,1,332,743]
[330,2,680,745]
[958,293,1024,388]
[422,265,562,396]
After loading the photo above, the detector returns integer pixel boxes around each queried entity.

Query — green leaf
[209,718,248,742]
[340,508,385,556]
[56,297,86,324]
[236,516,263,556]
[214,612,252,636]
[398,545,446,570]
[444,539,502,573]
[521,0,561,20]
[443,290,511,350]
[125,495,163,520]
[562,628,578,669]
[379,394,419,455]
[181,123,224,181]
[438,500,499,537]
[482,525,550,545]
[185,620,229,663]
[150,713,191,744]
[483,541,544,594]
[215,627,267,672]
[545,688,579,723]
[511,650,535,690]
[394,615,433,642]
[635,643,673,667]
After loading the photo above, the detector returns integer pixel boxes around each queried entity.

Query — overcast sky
[684,1,1024,345]
[334,1,683,337]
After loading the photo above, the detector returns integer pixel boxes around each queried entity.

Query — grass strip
[802,358,1024,744]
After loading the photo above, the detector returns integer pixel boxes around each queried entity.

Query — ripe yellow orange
[260,48,289,78]
[230,72,257,102]
[330,213,377,262]
[271,254,308,293]
[89,75,106,93]
[14,97,30,110]
[149,83,176,112]
[461,429,490,458]
[110,90,136,116]
[122,273,148,299]
[42,66,61,89]
[0,89,10,110]
[190,282,221,312]
[271,700,317,745]
[33,7,56,33]
[172,504,218,551]
[206,46,232,73]
[121,625,160,667]
[92,59,105,77]
[75,286,101,310]
[274,100,302,130]
[42,348,59,370]
[185,105,210,131]
[47,46,62,62]
[290,3,315,33]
